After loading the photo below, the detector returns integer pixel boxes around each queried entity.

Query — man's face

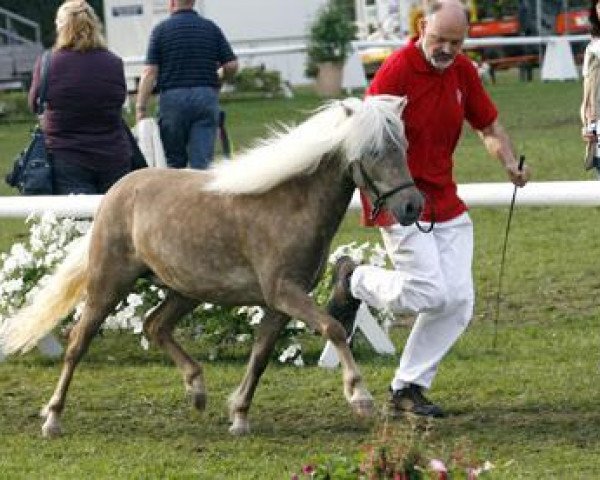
[419,12,467,70]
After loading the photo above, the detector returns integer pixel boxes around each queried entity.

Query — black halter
[358,162,435,233]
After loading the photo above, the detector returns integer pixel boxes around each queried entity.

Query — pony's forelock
[204,95,407,194]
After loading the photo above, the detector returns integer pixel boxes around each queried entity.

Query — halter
[358,162,435,233]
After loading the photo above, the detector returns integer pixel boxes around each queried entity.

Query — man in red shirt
[327,0,530,417]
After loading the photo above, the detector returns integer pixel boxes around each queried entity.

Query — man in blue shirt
[136,0,238,169]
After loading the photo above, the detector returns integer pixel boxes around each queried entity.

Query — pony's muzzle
[389,189,424,226]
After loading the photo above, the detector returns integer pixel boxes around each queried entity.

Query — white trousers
[350,212,474,390]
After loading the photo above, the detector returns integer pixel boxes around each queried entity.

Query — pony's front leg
[228,309,289,435]
[267,281,374,417]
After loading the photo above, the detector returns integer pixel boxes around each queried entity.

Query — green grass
[2,73,600,478]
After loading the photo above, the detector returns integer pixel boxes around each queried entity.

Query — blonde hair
[54,1,106,51]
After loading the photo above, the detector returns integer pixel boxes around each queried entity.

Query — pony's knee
[322,319,347,342]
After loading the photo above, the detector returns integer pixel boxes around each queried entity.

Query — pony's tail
[0,230,91,355]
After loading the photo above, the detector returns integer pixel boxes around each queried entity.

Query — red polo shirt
[361,38,498,225]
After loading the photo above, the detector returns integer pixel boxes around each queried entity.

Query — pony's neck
[299,155,356,239]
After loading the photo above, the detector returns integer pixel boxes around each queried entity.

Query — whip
[492,154,525,348]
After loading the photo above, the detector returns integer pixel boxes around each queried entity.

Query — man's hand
[135,65,158,123]
[505,160,530,187]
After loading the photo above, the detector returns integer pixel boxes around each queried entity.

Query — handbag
[122,119,148,171]
[5,51,53,195]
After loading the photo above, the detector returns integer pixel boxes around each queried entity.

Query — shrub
[306,0,357,78]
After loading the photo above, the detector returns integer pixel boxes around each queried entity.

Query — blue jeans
[158,87,219,169]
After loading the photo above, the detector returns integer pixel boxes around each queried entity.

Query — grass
[2,72,600,478]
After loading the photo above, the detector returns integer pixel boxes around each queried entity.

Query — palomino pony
[0,95,423,437]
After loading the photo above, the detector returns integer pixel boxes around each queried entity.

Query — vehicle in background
[353,0,590,80]
[468,0,589,76]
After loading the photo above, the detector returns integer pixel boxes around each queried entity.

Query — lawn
[2,72,600,479]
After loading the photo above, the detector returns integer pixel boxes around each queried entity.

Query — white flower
[126,293,144,308]
[287,319,306,330]
[236,333,251,343]
[130,317,144,334]
[278,343,302,365]
[246,306,264,325]
[2,278,24,294]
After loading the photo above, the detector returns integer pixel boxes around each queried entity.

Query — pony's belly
[153,265,265,305]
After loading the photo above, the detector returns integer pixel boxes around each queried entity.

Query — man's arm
[135,64,158,122]
[477,119,531,187]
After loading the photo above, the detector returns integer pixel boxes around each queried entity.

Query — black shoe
[325,256,360,337]
[388,384,445,418]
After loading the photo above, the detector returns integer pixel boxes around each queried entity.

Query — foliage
[306,0,357,77]
[294,420,496,479]
[0,91,34,124]
[231,66,284,97]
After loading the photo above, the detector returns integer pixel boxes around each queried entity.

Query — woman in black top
[29,0,131,194]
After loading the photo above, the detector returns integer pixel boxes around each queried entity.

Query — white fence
[0,181,599,219]
[121,33,589,88]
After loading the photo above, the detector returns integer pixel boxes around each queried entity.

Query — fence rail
[1,181,599,219]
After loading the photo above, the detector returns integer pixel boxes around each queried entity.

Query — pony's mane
[204,95,407,194]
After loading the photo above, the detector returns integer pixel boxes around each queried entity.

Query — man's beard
[429,54,454,70]
[421,37,455,70]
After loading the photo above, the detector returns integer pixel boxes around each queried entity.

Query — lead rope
[415,192,435,233]
[493,155,526,348]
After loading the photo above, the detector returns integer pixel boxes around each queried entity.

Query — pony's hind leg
[142,291,203,409]
[40,303,122,437]
[228,309,288,435]
[267,280,374,417]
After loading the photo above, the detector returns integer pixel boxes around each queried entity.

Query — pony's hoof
[41,417,62,438]
[186,378,206,411]
[190,390,207,411]
[351,394,375,417]
[229,417,250,436]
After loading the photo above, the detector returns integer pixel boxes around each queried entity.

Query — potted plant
[306,0,357,97]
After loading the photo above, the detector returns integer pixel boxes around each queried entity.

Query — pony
[0,95,423,437]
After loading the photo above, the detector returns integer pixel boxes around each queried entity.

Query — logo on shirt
[456,88,463,105]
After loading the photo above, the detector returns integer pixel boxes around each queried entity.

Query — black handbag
[122,119,148,171]
[5,51,53,195]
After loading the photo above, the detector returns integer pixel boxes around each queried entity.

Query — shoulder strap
[36,50,52,115]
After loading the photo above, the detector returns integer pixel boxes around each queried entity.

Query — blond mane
[204,95,407,194]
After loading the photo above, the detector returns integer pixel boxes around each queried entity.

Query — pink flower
[467,467,478,479]
[302,465,315,475]
[291,475,299,480]
[429,459,448,480]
